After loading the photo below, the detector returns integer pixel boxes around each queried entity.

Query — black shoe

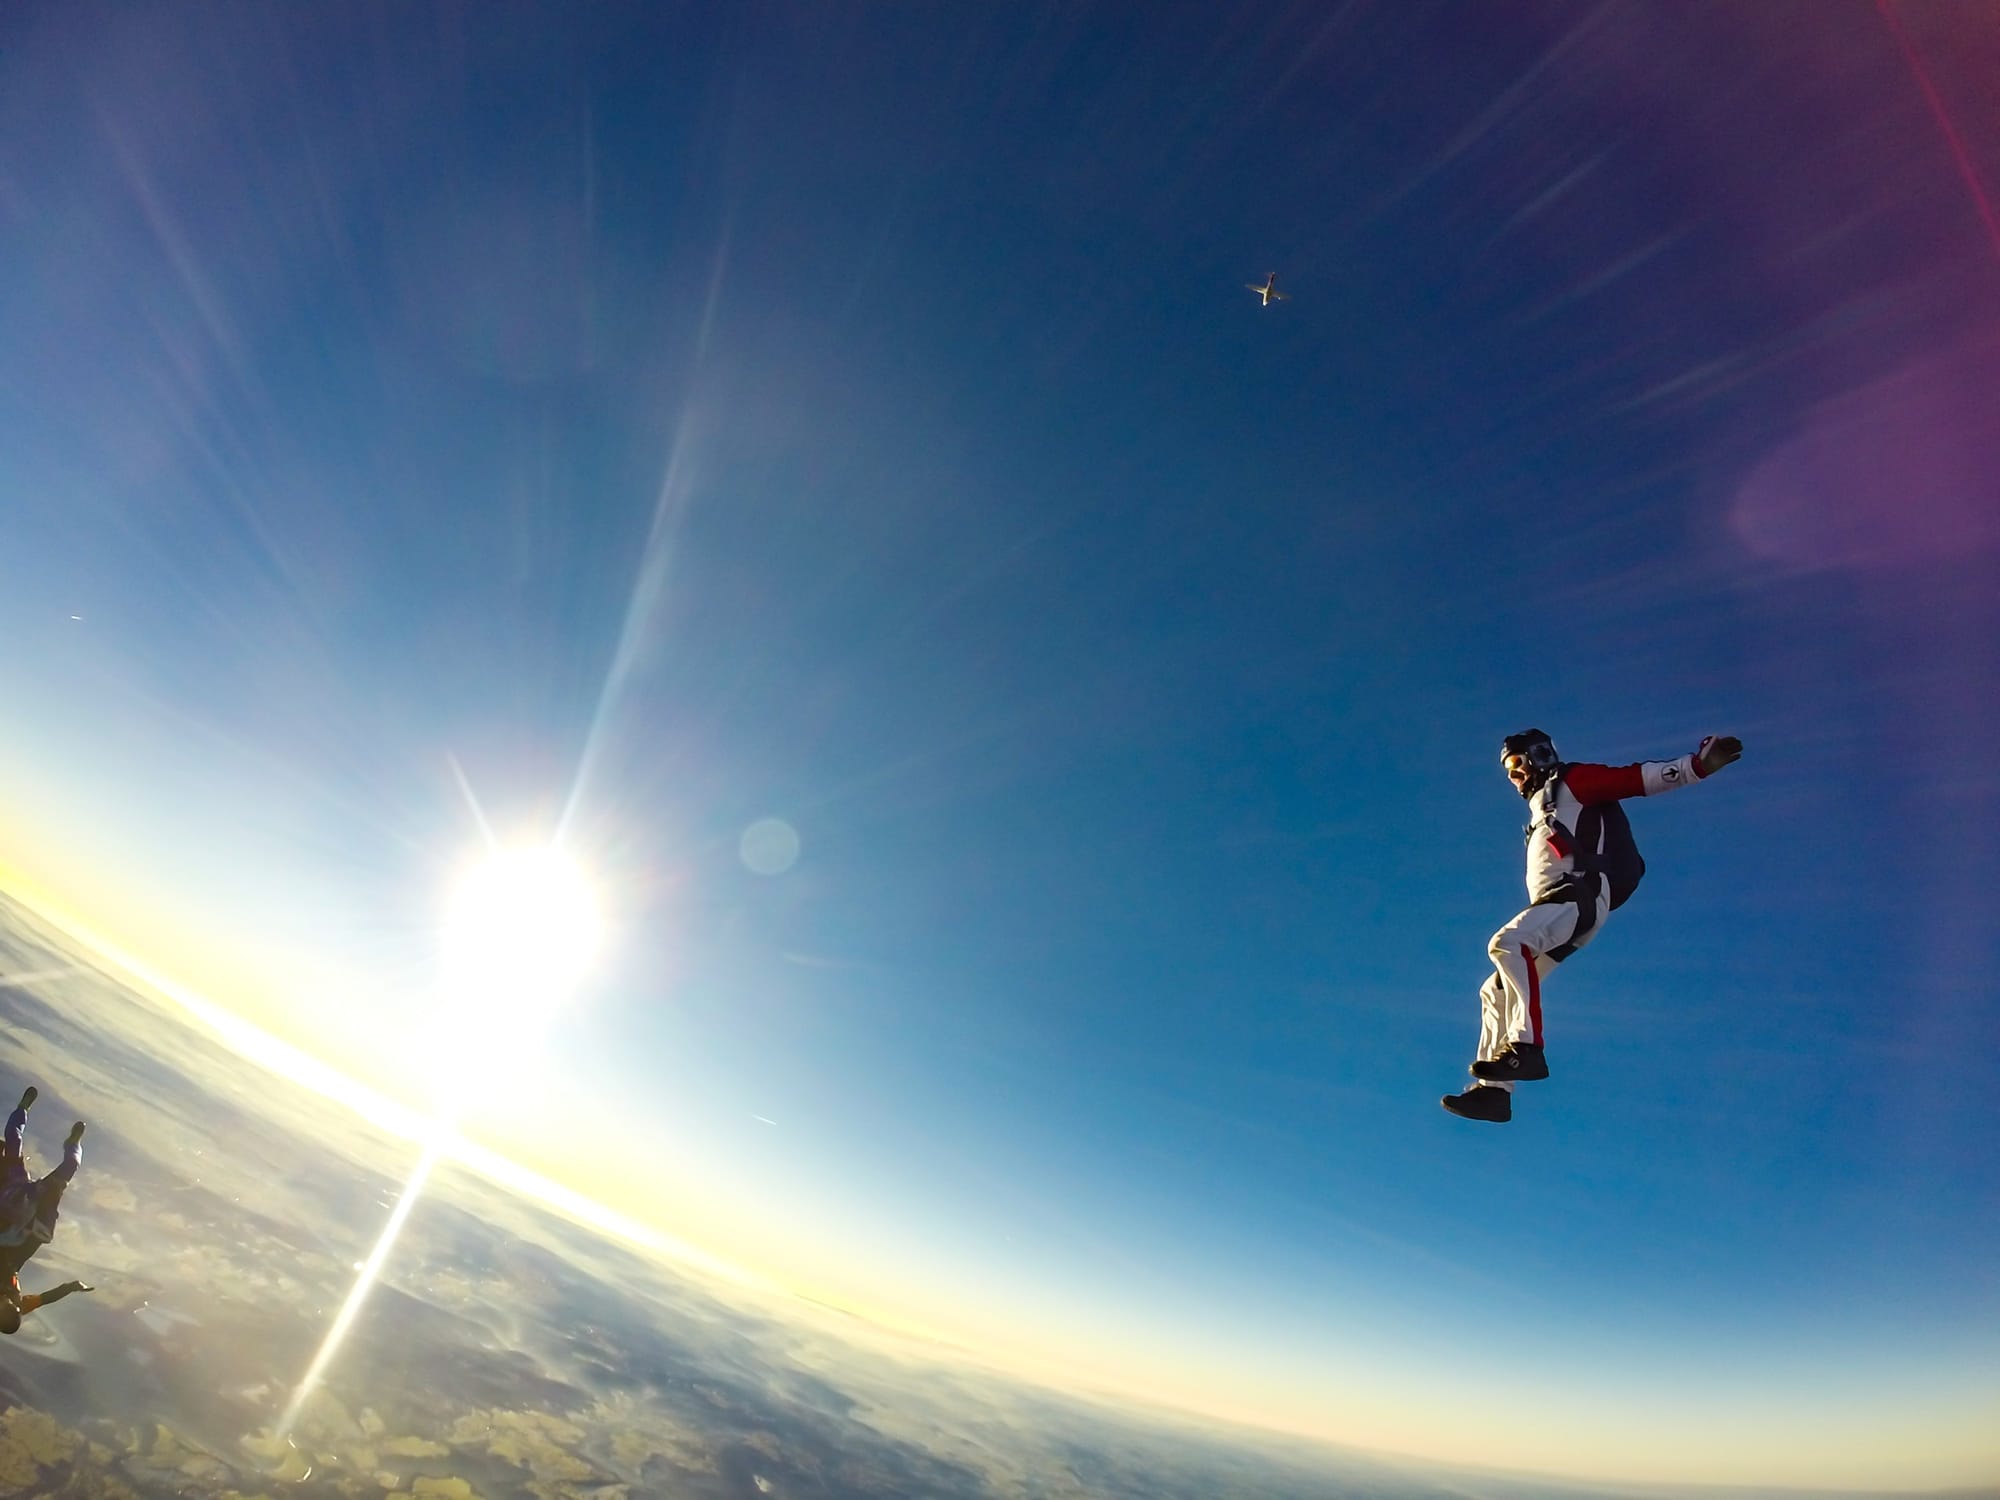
[15,1087,34,1112]
[1471,1043,1548,1082]
[66,1121,84,1148]
[1441,1086,1511,1123]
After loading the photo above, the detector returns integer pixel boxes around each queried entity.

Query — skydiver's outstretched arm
[1566,735,1745,804]
[19,1280,93,1314]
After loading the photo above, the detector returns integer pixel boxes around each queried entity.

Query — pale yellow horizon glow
[0,870,1989,1493]
[0,868,762,1289]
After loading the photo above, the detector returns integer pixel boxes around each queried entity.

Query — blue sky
[1,1,1996,1489]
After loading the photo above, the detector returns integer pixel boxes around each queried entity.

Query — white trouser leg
[1476,973,1511,1089]
[1481,891,1608,1060]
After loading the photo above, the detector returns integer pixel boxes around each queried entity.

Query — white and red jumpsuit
[1475,748,1712,1089]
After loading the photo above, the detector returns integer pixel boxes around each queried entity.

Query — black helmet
[1501,729,1561,798]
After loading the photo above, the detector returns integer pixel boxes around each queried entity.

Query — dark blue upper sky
[2,1,1996,1486]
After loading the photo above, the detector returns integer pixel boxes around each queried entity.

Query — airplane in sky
[1246,272,1289,306]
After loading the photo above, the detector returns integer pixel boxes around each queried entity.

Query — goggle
[1502,744,1557,775]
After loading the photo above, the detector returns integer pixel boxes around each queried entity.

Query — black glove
[1698,735,1743,776]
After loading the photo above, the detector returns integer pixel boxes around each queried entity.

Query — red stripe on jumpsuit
[1522,945,1542,1045]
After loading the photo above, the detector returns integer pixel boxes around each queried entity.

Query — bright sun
[440,845,602,1027]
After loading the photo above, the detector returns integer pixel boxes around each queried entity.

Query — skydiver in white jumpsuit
[1442,728,1744,1123]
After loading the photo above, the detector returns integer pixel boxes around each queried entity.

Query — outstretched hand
[1698,735,1743,776]
[65,1282,95,1295]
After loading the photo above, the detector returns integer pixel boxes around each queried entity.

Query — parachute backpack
[1573,797,1646,909]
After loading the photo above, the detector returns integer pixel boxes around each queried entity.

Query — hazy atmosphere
[1,3,1995,1496]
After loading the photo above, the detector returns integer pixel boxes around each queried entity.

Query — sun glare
[278,842,609,1437]
[441,844,602,1022]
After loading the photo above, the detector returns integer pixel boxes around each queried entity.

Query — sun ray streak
[446,753,498,852]
[558,220,732,843]
[558,406,702,843]
[277,1132,447,1438]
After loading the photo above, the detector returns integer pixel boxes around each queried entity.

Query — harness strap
[1528,775,1603,963]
